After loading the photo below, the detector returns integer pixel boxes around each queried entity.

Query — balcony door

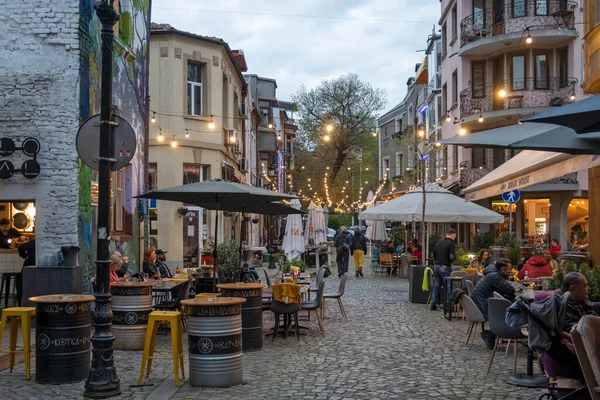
[493,0,505,34]
[492,56,505,110]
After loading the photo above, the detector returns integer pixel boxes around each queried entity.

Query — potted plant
[452,247,471,267]
[215,242,240,283]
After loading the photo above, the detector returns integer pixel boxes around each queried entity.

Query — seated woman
[411,244,423,265]
[143,248,159,279]
[95,252,123,285]
[543,250,559,273]
[479,249,493,268]
[469,256,480,270]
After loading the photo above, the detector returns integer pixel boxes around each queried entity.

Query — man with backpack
[334,225,352,278]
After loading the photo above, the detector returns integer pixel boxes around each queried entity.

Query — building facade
[439,0,586,248]
[148,24,248,269]
[0,1,149,289]
[377,79,427,198]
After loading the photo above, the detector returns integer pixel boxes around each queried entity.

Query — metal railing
[460,1,577,47]
[460,159,496,188]
[460,77,577,118]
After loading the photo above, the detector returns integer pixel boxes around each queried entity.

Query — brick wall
[0,0,81,265]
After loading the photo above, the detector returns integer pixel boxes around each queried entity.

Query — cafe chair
[323,273,347,319]
[486,298,528,374]
[0,307,35,380]
[371,249,380,273]
[271,283,302,341]
[492,291,505,299]
[308,266,327,300]
[450,271,468,279]
[379,253,394,275]
[461,295,485,348]
[572,315,600,400]
[302,280,325,334]
[465,279,475,298]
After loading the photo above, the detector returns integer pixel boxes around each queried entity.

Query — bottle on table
[524,270,529,283]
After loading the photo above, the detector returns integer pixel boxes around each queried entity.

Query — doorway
[182,206,206,269]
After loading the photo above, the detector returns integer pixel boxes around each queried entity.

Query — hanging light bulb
[151,112,156,124]
[478,113,484,123]
[445,114,451,122]
[208,115,215,129]
[498,89,507,98]
[323,134,330,142]
[418,130,425,137]
[372,131,377,137]
[570,93,576,101]
[326,124,333,132]
[157,131,164,142]
[171,138,177,148]
[459,127,467,135]
[185,129,190,138]
[525,29,533,44]
[268,123,273,129]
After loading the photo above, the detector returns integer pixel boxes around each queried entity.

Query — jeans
[431,265,451,305]
[336,251,349,275]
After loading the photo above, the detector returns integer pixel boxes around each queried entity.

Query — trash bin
[110,282,155,350]
[181,297,246,387]
[217,283,266,352]
[29,294,94,384]
[408,265,430,304]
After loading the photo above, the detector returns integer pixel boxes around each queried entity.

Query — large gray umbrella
[136,179,299,290]
[440,122,600,155]
[521,95,600,133]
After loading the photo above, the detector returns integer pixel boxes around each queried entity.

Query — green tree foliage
[589,266,600,301]
[473,231,495,253]
[328,215,340,230]
[549,266,565,290]
[292,74,386,182]
[388,226,406,246]
[215,242,240,283]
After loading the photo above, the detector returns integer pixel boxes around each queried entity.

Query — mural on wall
[78,0,151,280]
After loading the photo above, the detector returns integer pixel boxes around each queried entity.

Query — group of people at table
[104,247,174,284]
[430,228,595,381]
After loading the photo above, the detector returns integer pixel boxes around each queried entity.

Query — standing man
[155,249,173,278]
[351,227,367,277]
[430,228,457,311]
[0,218,23,249]
[334,225,352,278]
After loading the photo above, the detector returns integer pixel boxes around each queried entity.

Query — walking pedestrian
[430,228,457,311]
[351,227,367,277]
[334,225,352,278]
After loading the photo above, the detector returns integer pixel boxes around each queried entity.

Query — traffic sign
[502,190,521,204]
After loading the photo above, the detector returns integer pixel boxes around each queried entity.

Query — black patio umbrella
[135,179,299,291]
[440,122,600,155]
[521,95,600,134]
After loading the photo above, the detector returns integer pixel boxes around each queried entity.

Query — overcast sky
[151,0,438,113]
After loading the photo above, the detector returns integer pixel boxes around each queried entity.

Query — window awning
[463,150,600,201]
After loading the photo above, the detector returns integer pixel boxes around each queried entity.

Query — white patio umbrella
[314,205,328,245]
[304,202,317,246]
[282,199,305,261]
[366,201,388,241]
[359,184,504,223]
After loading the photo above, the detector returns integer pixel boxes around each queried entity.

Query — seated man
[471,258,516,349]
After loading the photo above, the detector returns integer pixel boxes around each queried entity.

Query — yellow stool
[139,311,185,386]
[195,293,220,298]
[0,307,35,380]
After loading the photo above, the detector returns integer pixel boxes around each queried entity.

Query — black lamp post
[84,1,121,398]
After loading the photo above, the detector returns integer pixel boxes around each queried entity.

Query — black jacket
[472,265,516,320]
[432,237,456,266]
[334,231,352,250]
[351,233,367,253]
[563,298,598,332]
[143,261,158,277]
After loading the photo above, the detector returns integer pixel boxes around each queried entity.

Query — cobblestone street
[0,261,546,399]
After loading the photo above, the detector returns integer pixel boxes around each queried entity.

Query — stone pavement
[0,258,547,399]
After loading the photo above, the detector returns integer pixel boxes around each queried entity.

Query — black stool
[0,272,22,308]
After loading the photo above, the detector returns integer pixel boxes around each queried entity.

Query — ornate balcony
[460,160,495,189]
[460,1,577,56]
[460,77,577,119]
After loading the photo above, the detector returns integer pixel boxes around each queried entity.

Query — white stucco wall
[0,0,81,265]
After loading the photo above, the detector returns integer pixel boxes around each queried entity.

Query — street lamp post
[84,1,121,398]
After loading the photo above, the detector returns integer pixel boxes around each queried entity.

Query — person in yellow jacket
[351,227,367,277]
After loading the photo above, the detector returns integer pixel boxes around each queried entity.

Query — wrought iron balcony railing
[460,160,496,189]
[460,1,577,48]
[460,77,577,118]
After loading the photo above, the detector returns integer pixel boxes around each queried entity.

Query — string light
[498,89,507,98]
[323,134,330,142]
[171,137,178,147]
[326,125,333,132]
[268,123,273,129]
[185,129,190,138]
[478,113,484,123]
[151,112,156,124]
[208,115,215,129]
[459,127,467,135]
[525,29,532,44]
[157,131,164,142]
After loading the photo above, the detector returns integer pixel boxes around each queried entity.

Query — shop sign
[0,138,41,180]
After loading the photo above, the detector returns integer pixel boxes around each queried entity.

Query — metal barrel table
[29,294,95,384]
[217,282,266,352]
[181,297,246,387]
[110,281,156,350]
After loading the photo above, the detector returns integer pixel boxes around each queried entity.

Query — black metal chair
[323,273,347,319]
[308,266,327,300]
[302,280,325,334]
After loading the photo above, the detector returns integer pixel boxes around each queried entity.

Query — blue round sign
[502,190,521,204]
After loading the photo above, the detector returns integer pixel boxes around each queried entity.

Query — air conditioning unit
[239,158,248,172]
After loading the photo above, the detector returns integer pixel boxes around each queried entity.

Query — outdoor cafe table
[152,280,184,305]
[180,297,246,387]
[217,282,266,352]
